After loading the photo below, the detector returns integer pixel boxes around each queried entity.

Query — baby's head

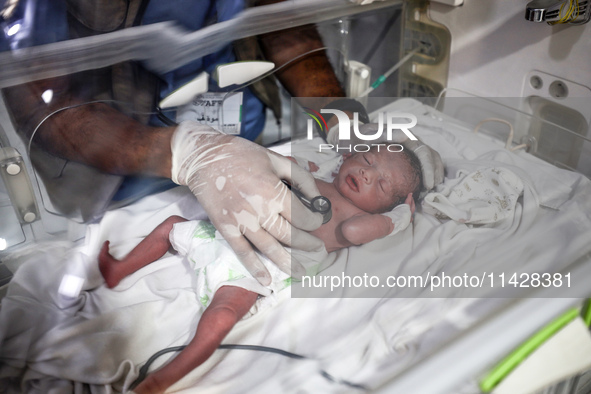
[333,147,423,214]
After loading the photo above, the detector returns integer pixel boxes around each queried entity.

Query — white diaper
[170,220,301,318]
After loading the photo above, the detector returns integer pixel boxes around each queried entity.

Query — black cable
[156,107,178,126]
[129,344,369,391]
[219,344,306,359]
[129,346,187,390]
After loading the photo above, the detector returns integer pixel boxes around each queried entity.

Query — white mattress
[1,99,590,393]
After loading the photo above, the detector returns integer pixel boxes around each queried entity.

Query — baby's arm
[133,286,259,394]
[98,215,187,288]
[341,194,415,246]
[340,213,395,246]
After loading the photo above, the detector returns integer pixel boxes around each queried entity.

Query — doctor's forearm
[259,24,345,100]
[3,81,174,178]
[256,0,345,101]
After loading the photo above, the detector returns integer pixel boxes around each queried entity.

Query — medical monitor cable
[234,41,425,100]
[31,45,358,138]
[129,343,369,391]
[27,99,158,157]
[219,46,349,141]
[29,41,414,146]
[227,46,348,95]
[26,99,161,223]
[29,42,386,149]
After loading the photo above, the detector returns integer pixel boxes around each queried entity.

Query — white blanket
[423,167,524,225]
[2,99,591,393]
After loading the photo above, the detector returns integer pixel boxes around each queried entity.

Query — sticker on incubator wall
[176,92,243,135]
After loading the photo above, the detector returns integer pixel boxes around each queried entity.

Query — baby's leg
[133,285,259,394]
[99,215,187,288]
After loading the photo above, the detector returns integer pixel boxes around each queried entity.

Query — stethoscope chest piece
[284,181,332,224]
[310,196,332,224]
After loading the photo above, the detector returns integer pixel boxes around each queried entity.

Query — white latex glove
[382,204,412,237]
[331,122,444,190]
[171,121,324,285]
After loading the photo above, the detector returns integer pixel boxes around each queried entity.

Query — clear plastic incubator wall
[1,1,591,393]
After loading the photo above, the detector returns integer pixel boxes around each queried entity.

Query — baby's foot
[98,241,123,288]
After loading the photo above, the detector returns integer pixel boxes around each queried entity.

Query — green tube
[582,299,591,327]
[371,75,387,89]
[479,307,579,392]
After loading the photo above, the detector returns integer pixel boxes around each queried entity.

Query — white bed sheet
[1,99,591,393]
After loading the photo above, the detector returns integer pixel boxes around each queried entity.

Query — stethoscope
[283,181,332,224]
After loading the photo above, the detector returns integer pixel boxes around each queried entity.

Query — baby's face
[333,150,408,213]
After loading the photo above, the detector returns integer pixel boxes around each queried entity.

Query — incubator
[1,0,591,393]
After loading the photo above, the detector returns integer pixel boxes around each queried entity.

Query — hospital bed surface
[1,99,590,393]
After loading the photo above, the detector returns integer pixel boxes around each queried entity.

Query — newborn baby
[307,147,421,252]
[99,146,422,394]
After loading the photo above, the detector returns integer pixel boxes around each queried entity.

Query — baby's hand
[382,200,413,237]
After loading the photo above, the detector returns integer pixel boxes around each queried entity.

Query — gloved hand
[171,121,324,285]
[330,122,444,190]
